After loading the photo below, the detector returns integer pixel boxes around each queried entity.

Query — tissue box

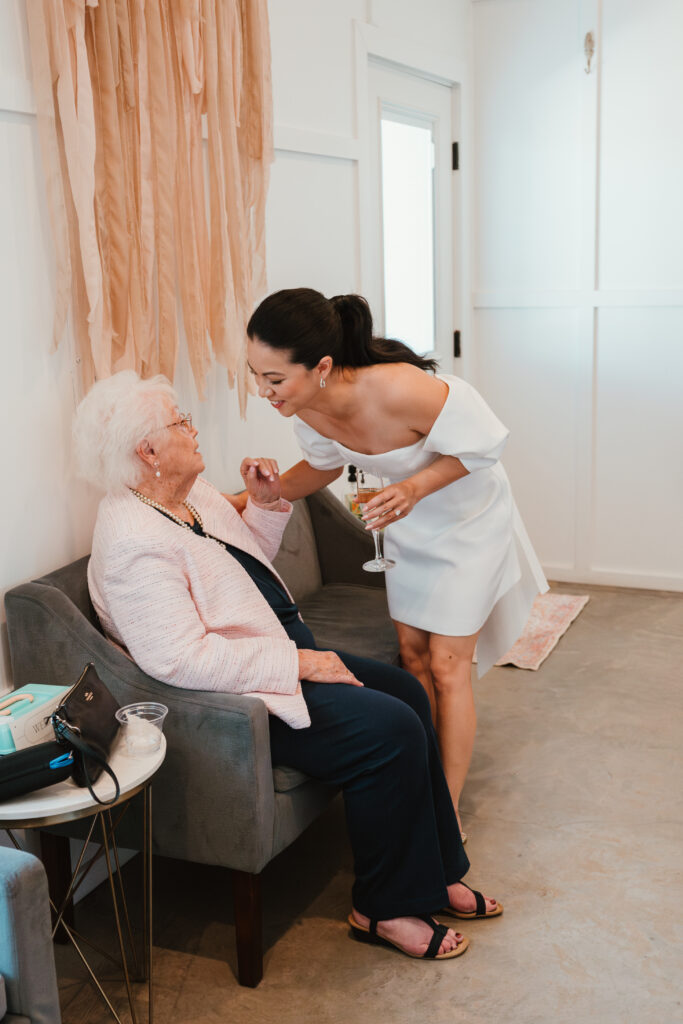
[0,684,72,754]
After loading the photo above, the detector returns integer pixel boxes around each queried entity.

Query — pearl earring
[154,462,161,479]
[319,378,326,389]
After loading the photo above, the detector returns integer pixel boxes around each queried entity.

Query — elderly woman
[74,370,501,962]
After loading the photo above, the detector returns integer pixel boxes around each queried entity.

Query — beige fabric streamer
[26,0,274,404]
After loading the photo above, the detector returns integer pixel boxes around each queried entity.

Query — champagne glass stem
[357,473,395,572]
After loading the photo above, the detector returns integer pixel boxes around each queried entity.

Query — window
[380,113,436,356]
[367,60,456,371]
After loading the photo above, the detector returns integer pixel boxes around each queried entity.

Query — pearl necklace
[130,489,204,530]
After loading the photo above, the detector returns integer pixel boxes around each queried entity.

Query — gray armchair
[3,489,399,987]
[0,845,61,1024]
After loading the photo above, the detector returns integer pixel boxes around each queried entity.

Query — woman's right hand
[239,457,281,508]
[298,650,363,686]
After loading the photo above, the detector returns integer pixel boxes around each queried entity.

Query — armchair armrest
[139,685,276,871]
[305,489,385,589]
[0,846,60,1024]
[4,583,277,873]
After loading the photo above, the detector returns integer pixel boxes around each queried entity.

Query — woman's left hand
[240,457,282,509]
[361,479,418,530]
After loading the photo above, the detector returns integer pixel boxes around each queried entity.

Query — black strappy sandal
[440,880,503,920]
[347,913,469,960]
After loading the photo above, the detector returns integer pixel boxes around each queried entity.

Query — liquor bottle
[346,465,362,519]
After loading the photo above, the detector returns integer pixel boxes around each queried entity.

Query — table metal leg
[144,785,153,1024]
[56,913,126,1024]
[101,814,138,1024]
[142,789,148,981]
[39,831,74,941]
[108,808,141,980]
[50,815,99,940]
[4,781,155,1024]
[6,825,126,1024]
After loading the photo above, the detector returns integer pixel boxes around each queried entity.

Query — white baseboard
[543,565,683,594]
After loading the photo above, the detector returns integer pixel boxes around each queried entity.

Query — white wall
[0,7,100,688]
[0,0,472,691]
[471,0,683,591]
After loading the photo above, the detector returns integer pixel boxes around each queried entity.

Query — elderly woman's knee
[368,696,429,760]
[396,668,432,722]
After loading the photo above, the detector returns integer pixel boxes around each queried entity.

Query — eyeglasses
[167,412,193,434]
[150,412,193,436]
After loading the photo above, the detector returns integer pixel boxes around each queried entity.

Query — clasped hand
[298,650,363,687]
[239,457,281,509]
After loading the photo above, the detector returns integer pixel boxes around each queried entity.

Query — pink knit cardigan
[88,478,310,728]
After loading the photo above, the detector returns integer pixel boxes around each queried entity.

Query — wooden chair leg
[40,831,74,943]
[232,869,263,987]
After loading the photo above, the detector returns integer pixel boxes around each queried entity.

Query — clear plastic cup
[115,702,168,757]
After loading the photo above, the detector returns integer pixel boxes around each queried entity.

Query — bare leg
[394,620,436,723]
[428,631,480,819]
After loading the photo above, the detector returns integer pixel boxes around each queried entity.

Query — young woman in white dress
[244,288,548,834]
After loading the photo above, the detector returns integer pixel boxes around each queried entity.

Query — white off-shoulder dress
[293,374,548,677]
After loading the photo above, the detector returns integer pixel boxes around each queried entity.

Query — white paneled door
[472,0,683,592]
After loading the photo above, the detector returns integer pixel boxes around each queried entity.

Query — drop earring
[154,461,161,479]
[319,378,326,389]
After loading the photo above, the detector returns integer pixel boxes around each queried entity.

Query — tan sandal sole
[347,914,469,960]
[440,902,503,920]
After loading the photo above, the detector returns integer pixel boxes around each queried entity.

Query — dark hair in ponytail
[247,288,438,373]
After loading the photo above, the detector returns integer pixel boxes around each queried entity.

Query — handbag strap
[55,721,121,806]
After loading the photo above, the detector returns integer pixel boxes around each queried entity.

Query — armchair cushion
[299,584,400,664]
[272,765,310,792]
[271,498,322,603]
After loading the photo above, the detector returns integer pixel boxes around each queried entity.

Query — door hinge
[453,331,461,358]
[452,142,459,171]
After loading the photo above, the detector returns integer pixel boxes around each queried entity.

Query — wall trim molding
[473,289,683,309]
[0,74,35,117]
[0,74,364,168]
[274,125,359,162]
[544,565,683,593]
[358,23,468,86]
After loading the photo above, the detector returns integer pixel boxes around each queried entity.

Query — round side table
[0,736,165,1024]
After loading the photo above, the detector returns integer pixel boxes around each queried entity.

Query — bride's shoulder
[366,364,447,416]
[357,361,426,391]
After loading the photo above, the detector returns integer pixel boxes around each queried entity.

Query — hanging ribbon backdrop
[26,0,273,408]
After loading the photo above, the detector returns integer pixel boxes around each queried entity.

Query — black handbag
[0,741,74,803]
[51,663,121,805]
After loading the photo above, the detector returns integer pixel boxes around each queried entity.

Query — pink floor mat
[493,592,590,670]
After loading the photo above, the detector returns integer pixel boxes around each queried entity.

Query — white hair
[73,371,180,493]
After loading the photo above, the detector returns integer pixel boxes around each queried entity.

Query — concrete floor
[56,583,683,1024]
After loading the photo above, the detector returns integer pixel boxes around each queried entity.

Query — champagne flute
[357,471,396,572]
